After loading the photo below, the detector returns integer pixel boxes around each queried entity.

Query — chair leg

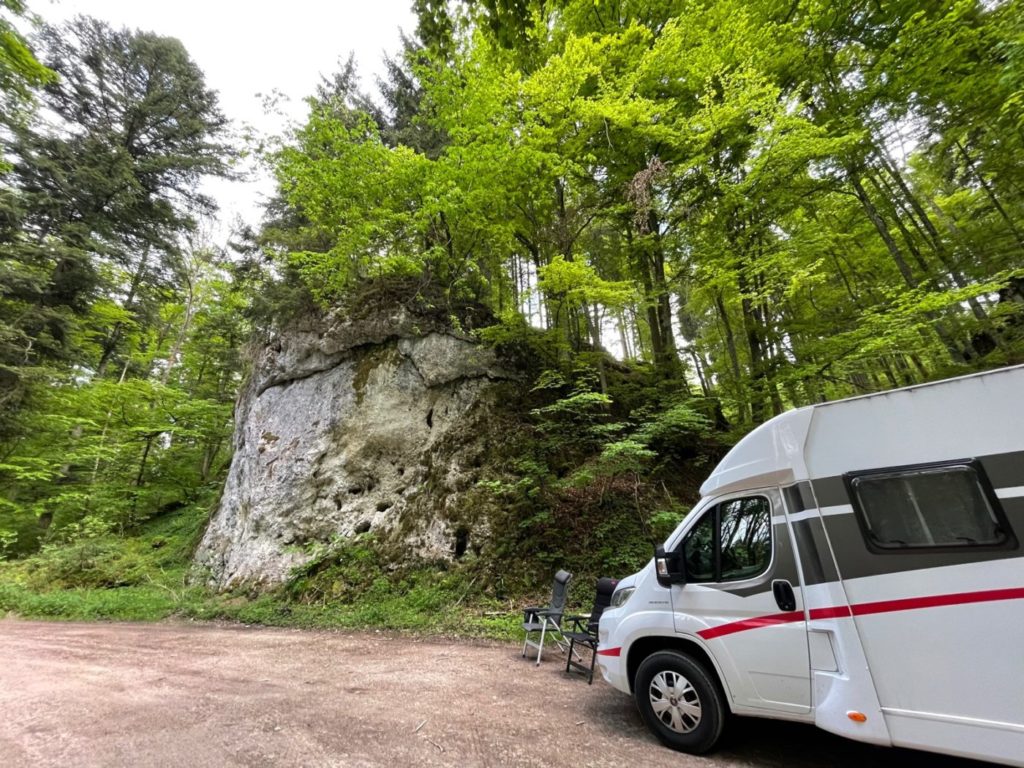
[587,644,596,684]
[535,618,547,665]
[565,638,575,675]
[566,632,583,662]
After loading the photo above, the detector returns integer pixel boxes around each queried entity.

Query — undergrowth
[0,506,524,639]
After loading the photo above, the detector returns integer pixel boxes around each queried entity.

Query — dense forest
[0,0,1022,624]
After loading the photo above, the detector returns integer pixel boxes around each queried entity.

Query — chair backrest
[587,577,619,632]
[549,569,573,614]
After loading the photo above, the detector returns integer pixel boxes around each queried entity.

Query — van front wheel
[634,651,725,754]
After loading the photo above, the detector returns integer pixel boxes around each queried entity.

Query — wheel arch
[626,635,731,708]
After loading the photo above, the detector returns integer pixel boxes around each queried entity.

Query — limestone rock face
[194,310,514,589]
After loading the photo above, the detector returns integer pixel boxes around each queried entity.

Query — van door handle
[772,579,797,612]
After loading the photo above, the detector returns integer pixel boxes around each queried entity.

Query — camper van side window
[849,464,1010,550]
[681,496,772,582]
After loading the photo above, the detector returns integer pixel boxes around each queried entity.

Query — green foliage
[594,439,656,478]
[0,500,209,620]
[537,256,634,313]
[0,0,53,126]
[632,400,714,464]
[464,357,715,598]
[0,526,15,558]
[0,362,235,555]
[271,0,1024,431]
[533,390,612,422]
[475,309,561,371]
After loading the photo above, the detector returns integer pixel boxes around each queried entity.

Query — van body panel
[883,711,1024,767]
[803,365,1023,480]
[842,560,1024,735]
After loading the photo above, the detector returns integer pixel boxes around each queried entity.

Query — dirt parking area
[0,619,992,767]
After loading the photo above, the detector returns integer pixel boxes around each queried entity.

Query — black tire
[634,651,726,754]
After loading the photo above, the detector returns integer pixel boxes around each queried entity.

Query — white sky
[37,0,418,242]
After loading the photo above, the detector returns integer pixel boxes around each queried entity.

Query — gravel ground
[0,619,992,767]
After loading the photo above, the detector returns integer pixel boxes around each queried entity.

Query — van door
[670,488,811,714]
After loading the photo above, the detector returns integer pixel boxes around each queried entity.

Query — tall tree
[0,16,230,398]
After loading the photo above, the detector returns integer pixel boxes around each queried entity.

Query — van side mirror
[654,545,685,588]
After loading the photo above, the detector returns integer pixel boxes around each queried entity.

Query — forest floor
[0,619,991,768]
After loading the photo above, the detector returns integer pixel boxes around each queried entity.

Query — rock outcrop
[194,309,515,589]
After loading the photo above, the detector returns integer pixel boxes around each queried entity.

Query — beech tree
[270,0,1024,430]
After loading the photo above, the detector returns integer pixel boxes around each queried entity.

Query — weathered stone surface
[194,313,515,590]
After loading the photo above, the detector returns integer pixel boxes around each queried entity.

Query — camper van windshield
[849,464,1007,549]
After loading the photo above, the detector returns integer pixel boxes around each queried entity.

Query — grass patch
[0,577,524,638]
[0,582,191,621]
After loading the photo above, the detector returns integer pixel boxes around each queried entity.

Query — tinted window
[719,497,772,580]
[683,512,715,582]
[850,464,1008,549]
[681,496,772,583]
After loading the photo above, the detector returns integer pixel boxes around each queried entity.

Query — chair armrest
[523,607,551,622]
[523,606,566,623]
[563,614,591,633]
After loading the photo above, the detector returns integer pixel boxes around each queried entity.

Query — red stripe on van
[849,586,1024,617]
[697,610,804,640]
[696,587,1024,641]
[596,647,621,657]
[808,605,852,620]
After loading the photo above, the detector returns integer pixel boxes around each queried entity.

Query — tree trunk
[713,291,748,422]
[850,173,967,364]
[851,175,918,288]
[645,211,680,379]
[955,139,1024,251]
[96,248,150,378]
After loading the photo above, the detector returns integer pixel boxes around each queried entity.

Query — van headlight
[610,586,635,608]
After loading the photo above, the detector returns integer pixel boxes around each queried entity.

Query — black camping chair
[522,569,573,665]
[564,577,619,684]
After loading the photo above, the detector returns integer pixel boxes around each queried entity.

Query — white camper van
[596,365,1024,766]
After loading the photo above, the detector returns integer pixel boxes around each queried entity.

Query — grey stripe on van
[819,498,1023,582]
[980,451,1024,488]
[792,518,841,586]
[783,481,815,512]
[807,450,1024,510]
[809,476,848,508]
[782,485,805,515]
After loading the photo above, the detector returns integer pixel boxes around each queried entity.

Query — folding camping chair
[563,577,619,684]
[521,569,572,665]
